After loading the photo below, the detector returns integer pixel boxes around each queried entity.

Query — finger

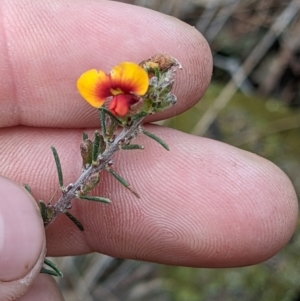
[0,126,297,267]
[0,0,212,128]
[0,177,46,300]
[18,274,64,301]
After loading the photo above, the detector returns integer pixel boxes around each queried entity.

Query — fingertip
[180,137,299,267]
[0,176,45,281]
[19,274,64,301]
[0,242,47,300]
[1,0,212,127]
[250,154,299,260]
[97,130,298,267]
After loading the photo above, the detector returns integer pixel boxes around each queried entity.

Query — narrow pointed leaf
[121,144,144,150]
[42,258,63,277]
[40,267,61,276]
[92,131,101,164]
[99,107,122,125]
[65,211,84,231]
[78,195,111,204]
[154,67,160,79]
[83,132,88,141]
[39,201,48,222]
[24,184,32,194]
[99,107,107,138]
[107,168,140,198]
[51,146,64,187]
[98,134,106,154]
[141,130,169,151]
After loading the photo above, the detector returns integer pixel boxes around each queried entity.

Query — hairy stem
[44,118,144,229]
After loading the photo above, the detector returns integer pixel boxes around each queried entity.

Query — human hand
[0,1,298,300]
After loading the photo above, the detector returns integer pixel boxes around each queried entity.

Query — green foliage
[51,146,64,188]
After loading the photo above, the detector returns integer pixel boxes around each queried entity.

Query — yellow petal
[77,69,110,108]
[110,62,149,96]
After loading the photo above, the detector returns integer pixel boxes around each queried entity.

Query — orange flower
[77,62,149,116]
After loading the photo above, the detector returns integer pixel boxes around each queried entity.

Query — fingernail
[0,177,44,281]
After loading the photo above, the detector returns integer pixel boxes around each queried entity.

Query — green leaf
[41,258,63,277]
[92,131,101,164]
[98,134,106,154]
[99,107,122,125]
[39,201,48,222]
[39,201,55,224]
[64,211,84,231]
[131,111,148,121]
[82,132,88,141]
[78,195,111,204]
[51,146,64,187]
[41,268,62,276]
[107,168,140,198]
[141,129,169,151]
[99,107,107,138]
[154,67,160,79]
[24,184,32,194]
[121,144,144,150]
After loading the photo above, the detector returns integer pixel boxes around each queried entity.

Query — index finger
[0,0,212,128]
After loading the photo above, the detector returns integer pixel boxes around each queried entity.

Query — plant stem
[44,118,145,229]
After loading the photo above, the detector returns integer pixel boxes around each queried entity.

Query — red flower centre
[109,94,139,117]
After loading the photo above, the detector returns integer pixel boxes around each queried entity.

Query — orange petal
[110,62,149,96]
[77,69,111,108]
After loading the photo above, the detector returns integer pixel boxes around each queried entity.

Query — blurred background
[52,1,300,300]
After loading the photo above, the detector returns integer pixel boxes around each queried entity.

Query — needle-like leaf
[64,211,84,231]
[41,258,63,277]
[107,168,140,198]
[51,146,64,188]
[78,195,111,204]
[141,129,169,151]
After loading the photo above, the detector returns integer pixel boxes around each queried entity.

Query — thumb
[0,176,46,300]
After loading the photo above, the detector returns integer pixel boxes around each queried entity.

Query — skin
[0,0,298,300]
